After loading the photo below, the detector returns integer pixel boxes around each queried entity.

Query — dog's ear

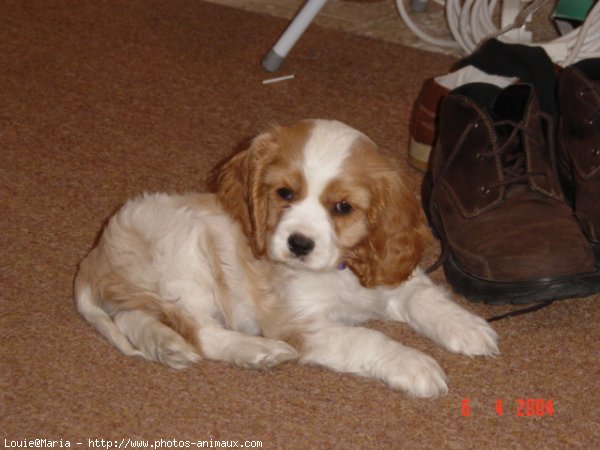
[346,164,430,288]
[216,133,276,257]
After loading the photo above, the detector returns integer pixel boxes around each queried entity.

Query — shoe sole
[422,173,600,305]
[443,252,600,305]
[408,137,431,172]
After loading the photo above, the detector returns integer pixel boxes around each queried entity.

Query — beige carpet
[1,1,598,448]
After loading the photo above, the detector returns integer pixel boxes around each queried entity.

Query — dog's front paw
[385,348,448,398]
[439,312,499,357]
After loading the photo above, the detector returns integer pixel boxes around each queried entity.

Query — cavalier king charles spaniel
[75,119,498,397]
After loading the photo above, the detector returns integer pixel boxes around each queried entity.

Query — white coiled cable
[395,0,600,66]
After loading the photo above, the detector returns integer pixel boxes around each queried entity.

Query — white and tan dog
[75,119,498,397]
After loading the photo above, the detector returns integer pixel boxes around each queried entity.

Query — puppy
[75,119,498,397]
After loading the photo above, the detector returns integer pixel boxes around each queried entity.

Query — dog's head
[217,119,429,287]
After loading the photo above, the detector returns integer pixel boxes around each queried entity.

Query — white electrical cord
[395,0,600,66]
[396,0,459,47]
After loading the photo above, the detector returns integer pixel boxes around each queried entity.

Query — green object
[553,0,596,35]
[554,0,594,21]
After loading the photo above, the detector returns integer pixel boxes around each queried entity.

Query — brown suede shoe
[557,59,600,262]
[409,38,558,172]
[424,83,600,304]
[409,67,515,171]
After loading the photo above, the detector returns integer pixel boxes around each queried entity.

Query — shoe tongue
[489,84,533,145]
[490,84,532,123]
[490,85,534,183]
[572,59,600,95]
[451,82,502,109]
[573,59,600,81]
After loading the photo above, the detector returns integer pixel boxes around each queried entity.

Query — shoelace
[484,112,555,190]
[427,109,555,256]
[486,300,555,322]
[426,110,558,321]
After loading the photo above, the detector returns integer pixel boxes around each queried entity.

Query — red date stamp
[461,398,554,417]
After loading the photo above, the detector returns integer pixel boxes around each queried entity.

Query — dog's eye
[333,201,353,215]
[276,187,294,202]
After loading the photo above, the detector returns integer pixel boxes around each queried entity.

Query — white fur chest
[274,265,384,326]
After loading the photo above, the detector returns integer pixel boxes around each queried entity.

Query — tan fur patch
[337,138,429,287]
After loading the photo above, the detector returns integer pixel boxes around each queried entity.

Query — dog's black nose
[287,233,315,257]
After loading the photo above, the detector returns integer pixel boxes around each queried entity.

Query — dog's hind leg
[169,265,298,369]
[114,309,201,369]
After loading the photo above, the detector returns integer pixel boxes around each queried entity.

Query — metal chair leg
[262,0,327,72]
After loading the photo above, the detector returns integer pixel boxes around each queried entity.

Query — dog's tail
[75,279,144,357]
